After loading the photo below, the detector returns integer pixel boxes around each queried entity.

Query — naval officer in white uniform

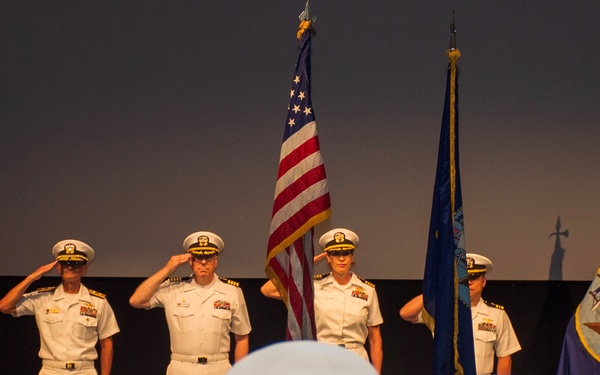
[0,239,120,375]
[130,231,251,375]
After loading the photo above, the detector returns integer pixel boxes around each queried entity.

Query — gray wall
[2,2,599,280]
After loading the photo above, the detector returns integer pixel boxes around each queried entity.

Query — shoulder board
[36,286,58,293]
[313,273,331,280]
[219,277,239,287]
[484,300,504,310]
[89,289,107,299]
[167,276,192,283]
[357,276,375,288]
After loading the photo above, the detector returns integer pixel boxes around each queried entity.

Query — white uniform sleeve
[96,298,121,340]
[493,310,521,357]
[366,288,384,327]
[230,287,252,335]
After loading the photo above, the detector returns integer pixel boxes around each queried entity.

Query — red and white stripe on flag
[265,27,331,341]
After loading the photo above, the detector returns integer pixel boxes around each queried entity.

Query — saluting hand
[313,252,327,264]
[165,253,191,274]
[31,261,59,281]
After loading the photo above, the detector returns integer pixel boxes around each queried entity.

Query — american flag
[265,21,331,340]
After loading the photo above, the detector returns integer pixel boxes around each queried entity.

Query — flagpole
[449,10,456,51]
[299,0,316,23]
[265,0,331,341]
[297,0,315,40]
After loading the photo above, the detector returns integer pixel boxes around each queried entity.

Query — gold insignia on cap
[334,232,346,243]
[323,230,356,252]
[184,231,223,255]
[466,254,489,274]
[65,243,76,255]
[56,242,89,262]
[53,239,94,264]
[198,235,209,247]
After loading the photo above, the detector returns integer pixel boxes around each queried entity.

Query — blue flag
[422,48,477,375]
[557,269,600,374]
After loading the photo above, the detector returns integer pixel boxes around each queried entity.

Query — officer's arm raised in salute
[129,253,191,308]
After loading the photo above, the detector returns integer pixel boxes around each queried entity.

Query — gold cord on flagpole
[447,47,462,375]
[446,48,460,215]
[297,20,312,39]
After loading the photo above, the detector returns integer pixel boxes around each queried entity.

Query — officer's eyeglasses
[328,250,353,257]
[192,254,217,262]
[58,261,86,268]
[468,273,484,281]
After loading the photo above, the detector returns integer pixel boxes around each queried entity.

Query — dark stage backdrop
[0,277,589,375]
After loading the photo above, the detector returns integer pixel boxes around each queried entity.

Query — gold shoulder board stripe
[484,300,504,310]
[89,289,106,299]
[313,273,330,280]
[36,286,58,293]
[167,276,191,283]
[219,277,239,287]
[357,276,375,288]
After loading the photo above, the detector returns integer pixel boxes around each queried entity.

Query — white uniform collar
[53,283,90,303]
[472,298,490,318]
[329,273,360,289]
[184,273,216,288]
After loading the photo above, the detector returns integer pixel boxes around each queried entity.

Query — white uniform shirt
[313,273,383,359]
[472,299,521,375]
[13,283,120,363]
[149,274,251,357]
[415,298,521,375]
